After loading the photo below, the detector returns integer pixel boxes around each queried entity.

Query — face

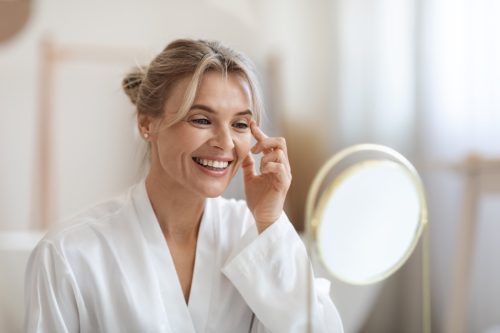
[142,71,254,198]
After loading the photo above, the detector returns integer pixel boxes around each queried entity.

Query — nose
[209,126,235,151]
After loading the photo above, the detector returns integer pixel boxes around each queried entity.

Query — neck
[145,170,205,244]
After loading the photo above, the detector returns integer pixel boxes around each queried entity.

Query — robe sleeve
[221,213,344,333]
[24,241,80,333]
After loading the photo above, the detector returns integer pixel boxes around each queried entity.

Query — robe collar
[131,180,217,333]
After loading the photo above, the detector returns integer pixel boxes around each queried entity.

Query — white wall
[0,0,272,230]
[0,0,339,232]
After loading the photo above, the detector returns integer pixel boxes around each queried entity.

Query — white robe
[25,181,343,333]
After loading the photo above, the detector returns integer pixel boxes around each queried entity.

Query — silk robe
[25,181,343,332]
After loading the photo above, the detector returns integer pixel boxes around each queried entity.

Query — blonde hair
[122,39,263,126]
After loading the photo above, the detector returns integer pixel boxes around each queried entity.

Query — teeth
[194,158,229,169]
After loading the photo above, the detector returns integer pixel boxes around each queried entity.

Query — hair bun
[122,66,146,105]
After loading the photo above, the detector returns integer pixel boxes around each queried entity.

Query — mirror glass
[314,160,424,284]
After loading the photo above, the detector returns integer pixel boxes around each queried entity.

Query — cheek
[234,132,252,157]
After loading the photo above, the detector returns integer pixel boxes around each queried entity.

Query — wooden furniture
[445,155,500,333]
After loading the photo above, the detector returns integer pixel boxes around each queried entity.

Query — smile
[193,157,232,171]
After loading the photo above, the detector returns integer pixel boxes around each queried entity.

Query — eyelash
[233,122,249,129]
[191,118,210,125]
[190,118,249,130]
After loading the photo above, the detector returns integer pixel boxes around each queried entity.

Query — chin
[203,190,226,198]
[199,184,229,198]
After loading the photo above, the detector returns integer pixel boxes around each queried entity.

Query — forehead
[162,71,254,124]
[193,71,252,107]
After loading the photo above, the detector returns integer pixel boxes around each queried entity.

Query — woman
[25,39,343,333]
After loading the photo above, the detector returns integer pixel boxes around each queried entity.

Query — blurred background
[1,0,499,332]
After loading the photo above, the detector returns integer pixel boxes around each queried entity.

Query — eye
[232,121,249,130]
[190,118,211,126]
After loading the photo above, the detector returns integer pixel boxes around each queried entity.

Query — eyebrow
[189,104,253,117]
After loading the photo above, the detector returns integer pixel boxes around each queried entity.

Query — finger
[251,136,288,155]
[261,149,291,173]
[260,160,286,176]
[260,162,290,189]
[242,153,256,180]
[250,121,268,142]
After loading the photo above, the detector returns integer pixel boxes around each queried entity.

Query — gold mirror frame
[313,159,423,284]
[305,143,431,333]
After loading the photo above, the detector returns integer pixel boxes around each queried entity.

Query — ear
[137,113,153,138]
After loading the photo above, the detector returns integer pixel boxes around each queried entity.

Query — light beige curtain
[331,0,500,332]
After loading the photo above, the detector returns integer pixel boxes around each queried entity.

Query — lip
[192,157,233,177]
[192,156,234,162]
[193,160,231,177]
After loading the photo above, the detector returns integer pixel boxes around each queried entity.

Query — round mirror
[306,144,428,285]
